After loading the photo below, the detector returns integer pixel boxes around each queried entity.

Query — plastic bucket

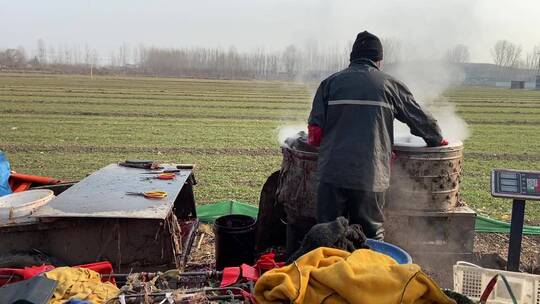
[214,214,256,270]
[0,189,54,222]
[366,239,412,264]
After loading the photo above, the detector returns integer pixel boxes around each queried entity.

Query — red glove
[308,124,323,146]
[441,138,449,146]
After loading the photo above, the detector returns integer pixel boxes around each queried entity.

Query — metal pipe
[107,287,246,303]
[0,274,22,280]
[2,270,221,282]
[103,270,221,278]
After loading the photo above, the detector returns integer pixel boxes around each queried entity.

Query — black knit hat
[350,31,383,62]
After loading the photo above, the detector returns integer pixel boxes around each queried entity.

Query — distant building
[510,80,525,89]
[496,81,536,89]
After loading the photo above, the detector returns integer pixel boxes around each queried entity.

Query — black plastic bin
[214,214,256,270]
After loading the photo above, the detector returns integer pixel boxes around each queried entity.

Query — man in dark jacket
[307,31,447,240]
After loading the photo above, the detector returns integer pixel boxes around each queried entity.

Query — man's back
[307,31,444,240]
[309,59,396,191]
[309,58,443,192]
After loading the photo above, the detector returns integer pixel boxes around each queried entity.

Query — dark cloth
[286,217,369,264]
[0,275,57,304]
[442,290,475,304]
[255,171,287,252]
[317,182,386,240]
[285,217,317,259]
[308,58,443,192]
[350,31,383,62]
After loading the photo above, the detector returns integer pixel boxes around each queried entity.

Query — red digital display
[526,177,540,194]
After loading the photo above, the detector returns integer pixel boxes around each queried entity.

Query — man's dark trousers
[317,182,386,240]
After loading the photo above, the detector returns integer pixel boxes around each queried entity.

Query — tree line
[1,39,539,80]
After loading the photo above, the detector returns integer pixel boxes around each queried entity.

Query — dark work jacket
[308,59,443,192]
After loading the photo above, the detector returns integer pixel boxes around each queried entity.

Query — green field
[1,73,539,224]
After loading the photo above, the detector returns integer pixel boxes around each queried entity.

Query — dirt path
[475,233,540,273]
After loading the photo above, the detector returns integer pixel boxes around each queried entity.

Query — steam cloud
[278,60,470,146]
[276,124,307,146]
[389,61,470,145]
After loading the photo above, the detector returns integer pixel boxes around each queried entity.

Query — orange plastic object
[12,182,32,193]
[9,173,60,185]
[0,265,55,286]
[8,172,61,193]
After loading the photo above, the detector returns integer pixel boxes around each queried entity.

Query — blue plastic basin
[366,239,412,264]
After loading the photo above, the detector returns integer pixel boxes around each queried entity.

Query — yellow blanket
[254,247,455,304]
[44,267,119,304]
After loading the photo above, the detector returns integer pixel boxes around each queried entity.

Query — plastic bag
[0,151,12,196]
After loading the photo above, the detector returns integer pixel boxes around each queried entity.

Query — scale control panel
[491,169,540,200]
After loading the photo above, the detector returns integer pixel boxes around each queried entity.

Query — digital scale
[492,169,540,200]
[491,169,540,271]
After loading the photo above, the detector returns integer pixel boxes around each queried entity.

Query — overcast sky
[1,0,539,63]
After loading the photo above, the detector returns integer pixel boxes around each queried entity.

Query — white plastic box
[453,263,540,304]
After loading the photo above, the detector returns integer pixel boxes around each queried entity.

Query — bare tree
[381,38,402,64]
[17,46,27,65]
[0,48,27,68]
[84,43,92,65]
[282,45,299,79]
[119,43,129,66]
[491,40,522,67]
[37,39,47,64]
[63,44,72,65]
[524,44,540,71]
[1,40,365,80]
[445,44,470,63]
[55,44,66,64]
[492,40,508,66]
[110,51,118,67]
[72,44,81,64]
[48,46,57,64]
[302,39,319,75]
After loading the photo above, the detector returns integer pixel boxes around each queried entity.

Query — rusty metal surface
[384,206,476,254]
[33,164,193,219]
[180,219,200,267]
[0,216,197,271]
[277,147,319,221]
[389,141,464,211]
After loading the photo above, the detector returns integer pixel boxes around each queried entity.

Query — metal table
[1,163,198,271]
[34,164,194,219]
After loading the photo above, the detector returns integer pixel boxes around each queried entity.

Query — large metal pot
[388,139,464,211]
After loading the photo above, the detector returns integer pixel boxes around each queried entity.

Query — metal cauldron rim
[392,140,463,153]
[280,145,319,157]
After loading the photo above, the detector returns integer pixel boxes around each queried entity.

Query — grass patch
[1,74,539,224]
